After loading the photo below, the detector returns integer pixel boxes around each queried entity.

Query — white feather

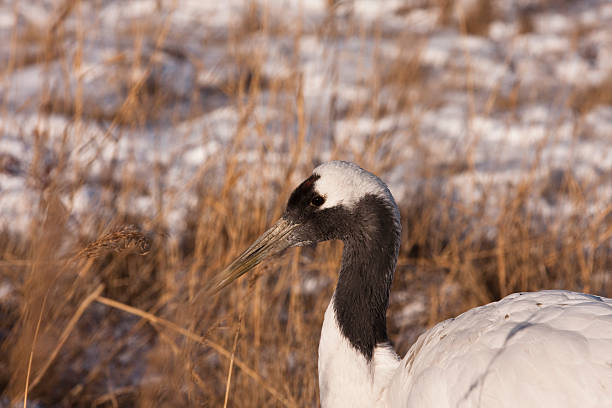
[384,290,612,408]
[318,298,401,408]
[319,290,612,408]
[313,161,395,212]
[309,163,612,407]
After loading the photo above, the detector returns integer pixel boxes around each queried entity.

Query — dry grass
[1,1,611,407]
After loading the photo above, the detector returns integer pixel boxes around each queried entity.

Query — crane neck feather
[332,194,401,361]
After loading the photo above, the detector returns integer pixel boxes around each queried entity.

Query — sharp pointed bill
[208,161,398,296]
[207,217,300,294]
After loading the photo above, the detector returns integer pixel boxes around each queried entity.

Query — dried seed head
[78,225,152,259]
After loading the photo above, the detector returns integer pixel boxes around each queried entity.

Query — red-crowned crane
[211,161,612,408]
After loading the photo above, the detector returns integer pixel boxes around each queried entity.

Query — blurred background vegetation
[0,0,611,406]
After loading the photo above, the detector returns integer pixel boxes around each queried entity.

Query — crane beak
[207,218,299,294]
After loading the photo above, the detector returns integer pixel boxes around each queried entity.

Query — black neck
[332,195,401,361]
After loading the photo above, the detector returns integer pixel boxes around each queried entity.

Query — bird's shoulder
[385,290,612,408]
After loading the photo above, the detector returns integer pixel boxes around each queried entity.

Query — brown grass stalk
[1,1,611,405]
[27,284,105,394]
[22,293,48,408]
[94,295,296,407]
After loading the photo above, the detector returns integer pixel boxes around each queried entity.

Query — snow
[395,299,426,327]
[0,9,14,30]
[0,282,12,301]
[0,0,611,241]
[514,34,571,57]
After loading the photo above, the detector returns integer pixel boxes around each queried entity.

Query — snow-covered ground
[0,0,611,237]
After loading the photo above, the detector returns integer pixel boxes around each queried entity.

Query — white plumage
[313,161,396,211]
[318,289,612,408]
[318,298,402,407]
[214,161,612,408]
[386,290,612,408]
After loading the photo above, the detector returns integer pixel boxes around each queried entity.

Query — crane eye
[311,195,325,207]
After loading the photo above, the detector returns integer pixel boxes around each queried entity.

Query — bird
[210,160,612,408]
